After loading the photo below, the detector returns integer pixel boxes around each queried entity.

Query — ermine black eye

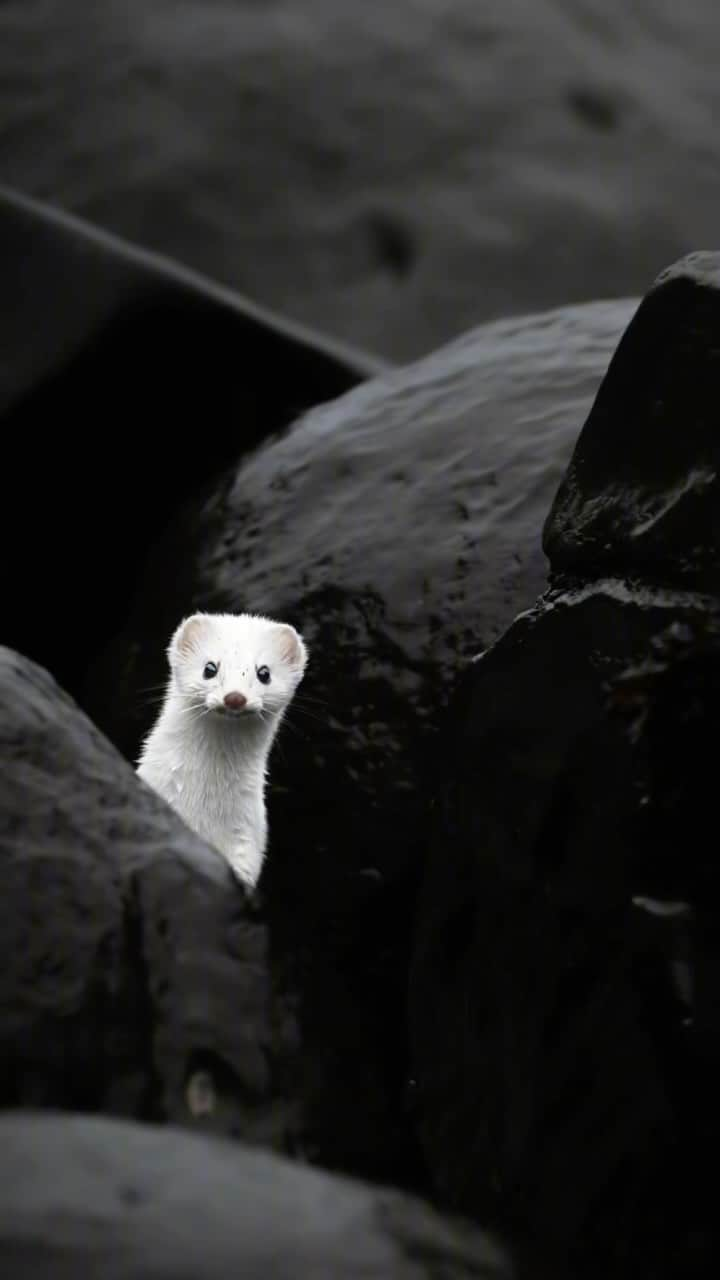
[256,665,271,685]
[203,662,219,680]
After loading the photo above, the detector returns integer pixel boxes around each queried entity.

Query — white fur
[136,612,307,886]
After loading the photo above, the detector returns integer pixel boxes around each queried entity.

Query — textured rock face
[409,585,718,1277]
[609,616,720,1146]
[0,1113,512,1280]
[0,645,424,1184]
[5,155,719,1273]
[0,186,379,700]
[0,647,287,1144]
[3,2,720,358]
[85,297,635,834]
[544,253,720,590]
[611,615,720,878]
[0,182,638,1195]
[75,298,632,1186]
[408,256,720,1278]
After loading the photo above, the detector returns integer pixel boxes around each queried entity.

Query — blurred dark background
[2,0,719,360]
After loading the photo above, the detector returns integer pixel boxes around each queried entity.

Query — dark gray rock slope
[409,254,720,1279]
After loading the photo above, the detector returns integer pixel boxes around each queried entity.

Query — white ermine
[137,611,307,886]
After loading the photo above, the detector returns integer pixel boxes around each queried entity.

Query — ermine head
[168,612,307,722]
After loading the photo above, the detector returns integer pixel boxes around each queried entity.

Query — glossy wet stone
[408,255,720,1277]
[77,297,633,1187]
[0,646,288,1143]
[544,253,720,591]
[0,644,426,1183]
[409,584,719,1278]
[84,297,636,829]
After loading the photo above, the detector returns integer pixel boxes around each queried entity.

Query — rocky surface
[0,185,380,700]
[0,1112,511,1280]
[2,2,720,358]
[76,293,633,1189]
[0,645,292,1144]
[0,639,426,1185]
[0,177,640,1199]
[608,614,720,914]
[3,150,720,1274]
[84,294,635,787]
[545,252,720,590]
[408,255,720,1278]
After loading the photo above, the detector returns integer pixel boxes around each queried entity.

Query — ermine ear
[272,623,307,671]
[168,614,210,667]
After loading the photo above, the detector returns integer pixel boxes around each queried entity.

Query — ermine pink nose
[224,692,247,710]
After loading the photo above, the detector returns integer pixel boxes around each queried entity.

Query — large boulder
[0,188,637,1193]
[84,294,635,820]
[0,1112,511,1279]
[408,255,720,1278]
[0,643,428,1184]
[545,252,720,590]
[75,297,633,1187]
[0,185,380,698]
[0,645,284,1142]
[2,4,720,358]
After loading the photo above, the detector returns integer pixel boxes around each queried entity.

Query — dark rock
[410,585,719,1277]
[604,615,720,1271]
[0,645,424,1185]
[0,185,381,700]
[408,257,720,1277]
[84,296,634,776]
[609,615,720,875]
[3,4,720,358]
[544,253,720,591]
[0,1112,512,1280]
[0,646,291,1146]
[73,298,631,1186]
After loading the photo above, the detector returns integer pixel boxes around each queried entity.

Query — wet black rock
[544,253,720,591]
[0,1112,512,1280]
[605,615,720,1271]
[0,184,636,1193]
[409,584,718,1278]
[0,185,381,700]
[408,256,720,1278]
[0,645,289,1144]
[0,644,425,1185]
[73,297,632,1187]
[84,296,635,814]
[608,614,720,918]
